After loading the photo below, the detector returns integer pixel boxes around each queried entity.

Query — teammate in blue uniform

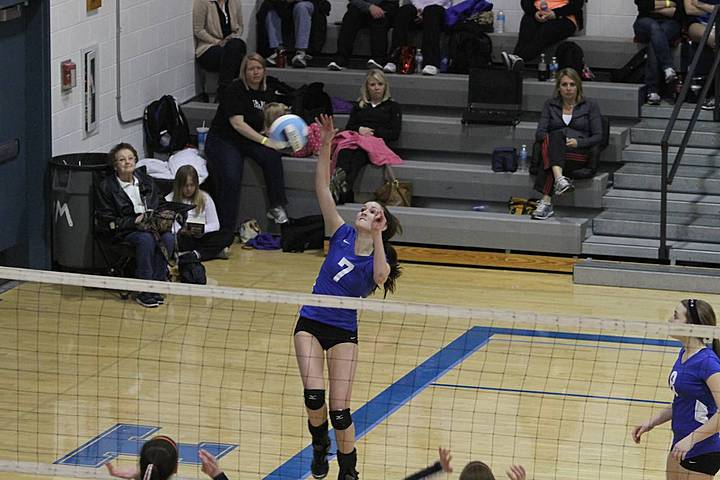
[633,299,720,479]
[294,114,402,480]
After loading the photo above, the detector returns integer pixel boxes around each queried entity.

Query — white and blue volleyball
[268,114,309,152]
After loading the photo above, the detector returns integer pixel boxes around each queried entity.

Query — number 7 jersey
[299,224,379,332]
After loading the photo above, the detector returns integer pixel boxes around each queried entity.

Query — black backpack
[280,215,324,252]
[448,21,492,74]
[555,41,584,74]
[290,82,333,125]
[610,47,647,84]
[143,95,190,155]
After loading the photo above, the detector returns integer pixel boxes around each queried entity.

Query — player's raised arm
[315,114,344,236]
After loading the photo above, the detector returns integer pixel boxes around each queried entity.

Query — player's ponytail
[683,299,720,357]
[380,205,402,297]
[139,436,179,480]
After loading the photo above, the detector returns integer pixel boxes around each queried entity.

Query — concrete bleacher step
[613,163,720,194]
[267,67,642,118]
[592,210,720,242]
[334,204,591,254]
[573,259,720,293]
[182,102,628,163]
[641,104,715,122]
[604,188,720,215]
[631,118,720,148]
[582,235,720,264]
[622,144,720,168]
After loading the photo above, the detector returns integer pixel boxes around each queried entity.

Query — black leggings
[177,230,235,260]
[513,14,576,62]
[533,130,588,196]
[390,4,445,67]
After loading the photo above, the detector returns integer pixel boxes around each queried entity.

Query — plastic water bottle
[415,49,424,73]
[519,144,529,172]
[495,10,505,33]
[549,56,559,80]
[538,53,548,82]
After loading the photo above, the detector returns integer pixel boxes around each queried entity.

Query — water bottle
[415,49,423,73]
[440,56,449,73]
[539,0,550,13]
[549,56,559,80]
[519,144,529,172]
[495,10,505,33]
[538,53,548,82]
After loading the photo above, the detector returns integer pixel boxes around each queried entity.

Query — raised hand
[316,114,336,145]
[438,447,453,473]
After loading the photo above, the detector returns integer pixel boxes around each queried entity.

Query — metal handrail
[659,5,720,262]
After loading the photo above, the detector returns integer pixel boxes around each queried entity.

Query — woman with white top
[166,165,234,261]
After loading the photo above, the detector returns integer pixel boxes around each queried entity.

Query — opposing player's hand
[105,462,139,479]
[316,114,337,144]
[199,449,223,479]
[506,465,526,480]
[438,447,453,473]
[631,423,653,443]
[671,435,693,462]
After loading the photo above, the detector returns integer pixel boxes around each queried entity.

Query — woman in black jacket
[532,68,602,220]
[94,143,173,308]
[334,69,402,204]
[501,0,584,70]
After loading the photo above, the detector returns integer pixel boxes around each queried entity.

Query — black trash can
[49,153,112,271]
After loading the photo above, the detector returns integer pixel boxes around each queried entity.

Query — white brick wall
[50,0,196,156]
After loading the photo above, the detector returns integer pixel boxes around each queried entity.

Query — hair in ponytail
[682,299,719,357]
[139,436,178,480]
[379,204,402,297]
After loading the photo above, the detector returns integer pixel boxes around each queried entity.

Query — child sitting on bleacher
[263,102,322,157]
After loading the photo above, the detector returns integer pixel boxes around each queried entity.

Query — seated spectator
[106,435,229,480]
[256,0,331,68]
[501,0,584,70]
[95,143,173,308]
[383,0,450,76]
[634,0,683,105]
[166,165,234,261]
[333,69,402,204]
[532,68,602,220]
[327,0,400,70]
[685,0,720,109]
[403,447,527,480]
[205,53,290,232]
[193,0,248,92]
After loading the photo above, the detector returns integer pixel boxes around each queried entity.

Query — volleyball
[268,114,309,153]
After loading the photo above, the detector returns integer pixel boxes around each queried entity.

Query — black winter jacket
[94,167,166,239]
[256,0,331,57]
[344,99,402,141]
[520,0,584,30]
[535,96,602,149]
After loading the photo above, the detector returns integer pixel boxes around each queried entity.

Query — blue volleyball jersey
[669,347,720,458]
[299,224,378,331]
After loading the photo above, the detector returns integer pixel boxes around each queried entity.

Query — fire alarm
[61,60,76,92]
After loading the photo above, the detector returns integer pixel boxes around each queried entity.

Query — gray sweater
[535,96,603,149]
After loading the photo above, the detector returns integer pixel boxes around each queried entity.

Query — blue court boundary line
[430,383,672,405]
[264,327,679,479]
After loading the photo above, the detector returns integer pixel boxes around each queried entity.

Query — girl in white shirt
[166,165,235,260]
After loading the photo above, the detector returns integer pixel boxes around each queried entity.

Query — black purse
[281,215,325,253]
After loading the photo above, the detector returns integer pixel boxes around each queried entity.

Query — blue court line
[430,383,673,405]
[265,327,678,479]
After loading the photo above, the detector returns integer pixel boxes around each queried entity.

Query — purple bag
[446,0,493,28]
[331,97,354,114]
[245,232,281,250]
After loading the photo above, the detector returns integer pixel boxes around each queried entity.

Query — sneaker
[136,292,160,308]
[531,200,554,220]
[646,92,661,105]
[367,58,383,70]
[153,293,165,305]
[422,65,438,76]
[327,61,344,71]
[329,168,348,205]
[339,470,359,480]
[292,51,307,68]
[383,62,397,73]
[702,97,716,111]
[501,52,524,71]
[217,246,231,259]
[311,439,331,479]
[664,67,678,84]
[266,206,289,224]
[554,175,575,195]
[266,51,278,66]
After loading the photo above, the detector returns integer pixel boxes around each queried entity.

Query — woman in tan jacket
[193,0,247,90]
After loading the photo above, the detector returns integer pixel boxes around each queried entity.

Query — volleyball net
[0,266,715,480]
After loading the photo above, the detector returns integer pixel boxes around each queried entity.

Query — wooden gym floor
[2,248,718,480]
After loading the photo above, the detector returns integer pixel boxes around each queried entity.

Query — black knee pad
[304,389,326,411]
[330,409,352,431]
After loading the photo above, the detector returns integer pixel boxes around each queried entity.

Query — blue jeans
[633,16,681,92]
[265,1,315,50]
[205,132,288,232]
[123,231,174,281]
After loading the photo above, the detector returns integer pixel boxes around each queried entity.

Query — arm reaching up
[315,115,345,236]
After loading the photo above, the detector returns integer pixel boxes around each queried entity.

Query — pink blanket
[331,131,404,169]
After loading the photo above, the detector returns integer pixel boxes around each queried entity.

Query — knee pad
[304,389,326,411]
[330,409,352,431]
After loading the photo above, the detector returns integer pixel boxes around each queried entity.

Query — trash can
[49,153,112,271]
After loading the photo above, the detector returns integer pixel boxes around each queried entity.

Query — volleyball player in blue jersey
[633,299,720,479]
[294,114,402,480]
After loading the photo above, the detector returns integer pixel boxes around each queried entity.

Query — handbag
[492,147,518,172]
[177,252,206,284]
[374,165,412,207]
[508,196,538,215]
[281,215,325,252]
[137,209,179,235]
